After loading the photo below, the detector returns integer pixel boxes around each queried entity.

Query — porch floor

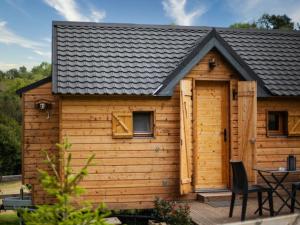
[189,197,292,225]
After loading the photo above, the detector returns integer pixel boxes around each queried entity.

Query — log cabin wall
[21,49,264,208]
[256,99,300,183]
[22,82,59,204]
[59,49,240,209]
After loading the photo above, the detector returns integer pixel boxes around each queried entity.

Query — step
[197,191,233,203]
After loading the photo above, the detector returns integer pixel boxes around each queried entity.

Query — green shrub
[20,139,111,225]
[153,198,193,225]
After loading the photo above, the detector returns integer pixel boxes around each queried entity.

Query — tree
[257,14,294,30]
[0,62,52,175]
[229,22,257,29]
[229,14,297,30]
[6,68,19,79]
[21,139,110,225]
[0,113,21,175]
[19,66,27,74]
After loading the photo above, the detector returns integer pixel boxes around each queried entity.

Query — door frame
[192,79,232,191]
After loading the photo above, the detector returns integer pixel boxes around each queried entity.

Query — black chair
[229,161,274,221]
[291,182,300,213]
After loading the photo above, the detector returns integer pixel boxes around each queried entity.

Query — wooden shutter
[238,81,257,183]
[112,112,133,138]
[180,79,193,195]
[288,113,300,136]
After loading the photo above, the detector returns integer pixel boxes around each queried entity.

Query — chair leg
[268,190,274,217]
[229,192,235,218]
[241,194,248,221]
[257,191,263,216]
[291,185,296,213]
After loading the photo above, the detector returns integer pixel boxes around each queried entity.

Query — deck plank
[189,197,292,225]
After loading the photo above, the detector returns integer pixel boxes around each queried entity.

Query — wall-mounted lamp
[35,100,52,119]
[208,57,217,69]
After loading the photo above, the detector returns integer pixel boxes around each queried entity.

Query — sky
[0,0,300,71]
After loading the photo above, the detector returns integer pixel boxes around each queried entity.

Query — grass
[0,211,19,225]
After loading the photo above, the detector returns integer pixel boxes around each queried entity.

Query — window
[267,111,288,136]
[133,112,154,137]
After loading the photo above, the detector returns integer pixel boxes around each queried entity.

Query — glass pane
[133,112,151,133]
[268,113,279,130]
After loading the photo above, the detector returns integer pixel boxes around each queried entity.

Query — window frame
[266,110,288,137]
[132,111,155,138]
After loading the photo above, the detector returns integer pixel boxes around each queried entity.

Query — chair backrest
[230,161,248,193]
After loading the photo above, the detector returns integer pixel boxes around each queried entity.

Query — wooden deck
[189,197,292,225]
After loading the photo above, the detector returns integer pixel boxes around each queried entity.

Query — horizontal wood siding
[60,95,180,209]
[22,82,59,204]
[257,99,300,175]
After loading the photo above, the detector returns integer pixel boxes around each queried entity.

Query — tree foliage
[257,14,294,30]
[0,113,21,175]
[229,22,257,29]
[0,62,51,175]
[21,139,111,225]
[229,14,297,30]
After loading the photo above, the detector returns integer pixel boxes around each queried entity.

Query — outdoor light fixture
[208,57,217,69]
[35,100,52,119]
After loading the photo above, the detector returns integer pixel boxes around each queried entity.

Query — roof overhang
[157,29,271,97]
[16,76,52,96]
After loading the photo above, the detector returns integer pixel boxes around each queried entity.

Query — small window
[267,111,288,136]
[133,112,154,137]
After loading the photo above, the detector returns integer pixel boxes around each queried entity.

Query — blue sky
[1,0,300,71]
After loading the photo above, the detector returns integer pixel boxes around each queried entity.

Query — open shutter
[288,113,300,136]
[112,112,133,138]
[180,79,193,195]
[238,81,257,183]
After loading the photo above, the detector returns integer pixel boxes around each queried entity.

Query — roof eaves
[157,28,271,97]
[52,21,58,94]
[16,76,52,96]
[156,28,215,96]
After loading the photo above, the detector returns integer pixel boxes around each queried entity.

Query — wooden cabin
[17,21,300,209]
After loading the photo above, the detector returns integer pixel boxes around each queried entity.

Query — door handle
[224,128,227,142]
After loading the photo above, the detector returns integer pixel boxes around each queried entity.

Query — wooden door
[195,81,229,190]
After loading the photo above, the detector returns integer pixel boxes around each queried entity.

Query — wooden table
[253,168,300,215]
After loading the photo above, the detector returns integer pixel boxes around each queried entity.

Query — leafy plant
[153,198,193,225]
[20,139,111,225]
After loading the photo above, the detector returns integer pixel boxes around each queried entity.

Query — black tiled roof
[52,21,300,96]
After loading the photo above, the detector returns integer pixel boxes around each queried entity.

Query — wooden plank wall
[256,99,300,183]
[60,95,181,209]
[23,49,243,208]
[22,82,59,204]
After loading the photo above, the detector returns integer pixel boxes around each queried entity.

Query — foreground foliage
[21,139,110,225]
[153,198,193,225]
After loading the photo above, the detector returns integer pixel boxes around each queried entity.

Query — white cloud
[42,37,51,43]
[0,62,38,71]
[44,0,106,22]
[226,0,300,24]
[0,21,50,59]
[162,0,206,26]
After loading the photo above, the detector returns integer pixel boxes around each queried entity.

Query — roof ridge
[53,21,300,35]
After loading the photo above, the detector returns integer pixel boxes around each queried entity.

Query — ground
[0,180,25,225]
[0,211,19,225]
[0,181,22,196]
